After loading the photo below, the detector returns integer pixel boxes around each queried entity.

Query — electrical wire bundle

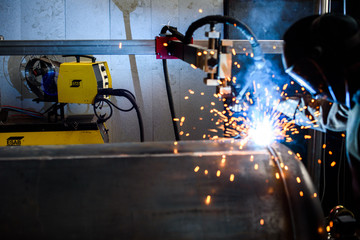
[93,88,144,142]
[0,105,44,122]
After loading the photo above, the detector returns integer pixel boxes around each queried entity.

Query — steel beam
[0,40,155,56]
[231,40,283,54]
[0,39,283,56]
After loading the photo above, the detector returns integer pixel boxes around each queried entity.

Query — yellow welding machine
[0,114,109,146]
[57,61,112,104]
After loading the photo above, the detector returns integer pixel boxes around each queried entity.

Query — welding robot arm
[182,15,264,66]
[157,15,265,141]
[157,15,265,87]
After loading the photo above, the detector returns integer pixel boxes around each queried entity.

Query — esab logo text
[70,80,82,87]
[7,136,24,146]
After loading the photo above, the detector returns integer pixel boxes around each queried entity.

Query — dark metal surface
[0,140,325,240]
[0,40,283,56]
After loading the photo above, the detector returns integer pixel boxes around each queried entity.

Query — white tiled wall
[0,0,223,142]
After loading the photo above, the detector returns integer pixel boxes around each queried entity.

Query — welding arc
[94,88,144,142]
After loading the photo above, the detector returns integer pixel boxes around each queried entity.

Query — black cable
[102,89,135,112]
[95,88,144,142]
[159,26,181,141]
[162,59,180,141]
[184,15,255,44]
[121,89,136,101]
[93,97,113,123]
[160,25,185,41]
[161,15,263,62]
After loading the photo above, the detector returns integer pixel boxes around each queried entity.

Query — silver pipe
[315,0,331,14]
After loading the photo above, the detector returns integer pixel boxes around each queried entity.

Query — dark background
[224,0,360,216]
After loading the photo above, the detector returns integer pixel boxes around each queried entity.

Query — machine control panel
[94,63,110,90]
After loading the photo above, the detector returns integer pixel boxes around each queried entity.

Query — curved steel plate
[0,140,325,240]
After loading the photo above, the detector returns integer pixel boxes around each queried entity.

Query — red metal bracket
[155,36,178,59]
[155,36,193,60]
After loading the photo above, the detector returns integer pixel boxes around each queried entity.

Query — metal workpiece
[0,39,283,56]
[0,140,325,240]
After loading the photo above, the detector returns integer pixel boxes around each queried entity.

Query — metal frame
[0,39,283,56]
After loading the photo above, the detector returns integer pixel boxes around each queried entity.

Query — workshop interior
[0,0,359,239]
